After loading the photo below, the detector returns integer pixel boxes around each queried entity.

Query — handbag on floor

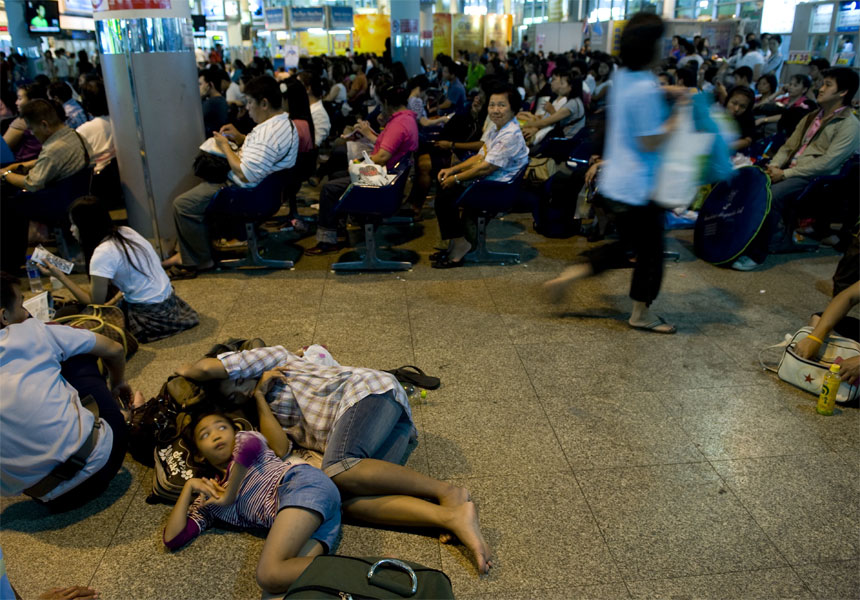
[55,304,138,360]
[760,326,860,403]
[284,556,454,599]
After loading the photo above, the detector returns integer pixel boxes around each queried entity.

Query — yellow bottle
[817,364,841,416]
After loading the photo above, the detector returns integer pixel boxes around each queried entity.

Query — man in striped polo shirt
[167,75,298,279]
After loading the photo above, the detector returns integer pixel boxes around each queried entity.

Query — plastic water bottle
[25,256,43,293]
[817,364,841,416]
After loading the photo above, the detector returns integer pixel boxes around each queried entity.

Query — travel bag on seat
[283,556,454,599]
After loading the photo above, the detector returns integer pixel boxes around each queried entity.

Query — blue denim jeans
[322,391,415,477]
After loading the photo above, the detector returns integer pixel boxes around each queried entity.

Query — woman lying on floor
[38,196,199,342]
[176,345,493,575]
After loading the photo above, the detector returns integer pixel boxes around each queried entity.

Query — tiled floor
[2,207,858,599]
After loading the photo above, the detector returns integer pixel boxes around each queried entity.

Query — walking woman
[544,12,688,334]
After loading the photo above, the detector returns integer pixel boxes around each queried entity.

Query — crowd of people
[1,15,859,597]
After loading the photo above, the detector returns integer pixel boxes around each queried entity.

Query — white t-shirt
[331,82,348,104]
[310,100,331,147]
[226,81,244,105]
[89,226,172,304]
[76,116,115,174]
[0,319,113,500]
[738,50,765,72]
[678,54,704,70]
[55,55,70,78]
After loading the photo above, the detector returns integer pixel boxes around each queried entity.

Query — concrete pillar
[390,0,422,77]
[419,2,434,69]
[94,4,204,256]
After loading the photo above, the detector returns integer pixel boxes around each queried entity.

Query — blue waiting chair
[331,160,413,272]
[207,169,294,269]
[455,168,527,265]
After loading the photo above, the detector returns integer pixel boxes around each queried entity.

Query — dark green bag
[285,556,455,599]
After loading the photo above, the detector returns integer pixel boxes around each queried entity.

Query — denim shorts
[322,391,416,478]
[277,464,342,553]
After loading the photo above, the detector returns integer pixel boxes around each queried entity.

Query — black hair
[658,71,676,85]
[49,81,72,103]
[757,73,778,94]
[808,57,831,72]
[242,75,282,109]
[620,13,664,71]
[409,74,431,92]
[733,66,753,82]
[391,61,408,87]
[822,67,860,105]
[183,408,236,474]
[239,67,261,85]
[1,271,19,314]
[488,83,520,114]
[20,98,63,126]
[770,34,782,45]
[790,73,812,91]
[199,68,222,89]
[81,80,109,117]
[747,39,761,51]
[379,82,409,109]
[704,66,719,84]
[19,82,48,103]
[34,74,51,88]
[283,78,314,145]
[305,73,324,99]
[69,196,152,275]
[679,38,696,56]
[726,85,755,112]
[677,68,697,88]
[554,71,583,100]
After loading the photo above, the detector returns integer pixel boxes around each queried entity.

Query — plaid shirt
[217,346,412,454]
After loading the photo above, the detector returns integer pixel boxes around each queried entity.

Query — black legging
[586,199,665,306]
[44,355,129,511]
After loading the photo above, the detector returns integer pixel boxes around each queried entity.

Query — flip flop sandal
[429,250,449,262]
[385,365,441,390]
[431,256,465,269]
[629,316,677,335]
[167,265,199,280]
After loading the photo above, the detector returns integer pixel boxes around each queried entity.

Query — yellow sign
[610,20,627,56]
[298,30,329,56]
[484,13,512,51]
[433,13,452,57]
[354,13,389,55]
[452,14,484,56]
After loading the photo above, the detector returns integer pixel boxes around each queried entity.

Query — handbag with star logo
[760,326,859,403]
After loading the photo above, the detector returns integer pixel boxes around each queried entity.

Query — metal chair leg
[333,223,412,272]
[464,216,520,265]
[218,223,295,269]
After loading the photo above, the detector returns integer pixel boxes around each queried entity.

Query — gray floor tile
[627,567,813,599]
[779,390,860,454]
[320,275,408,315]
[412,343,535,403]
[406,279,495,310]
[577,462,786,580]
[463,583,631,600]
[440,473,622,597]
[542,392,703,470]
[314,311,413,352]
[410,305,510,349]
[420,399,568,479]
[1,459,143,599]
[712,454,859,564]
[668,385,831,460]
[336,523,442,570]
[794,560,860,600]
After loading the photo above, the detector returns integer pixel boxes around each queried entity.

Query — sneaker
[731,256,760,271]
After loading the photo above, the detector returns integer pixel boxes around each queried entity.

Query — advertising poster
[610,19,627,56]
[331,32,350,55]
[433,13,452,57]
[290,6,324,29]
[354,13,389,54]
[298,30,328,55]
[328,6,354,30]
[452,14,483,55]
[264,7,286,31]
[484,13,512,50]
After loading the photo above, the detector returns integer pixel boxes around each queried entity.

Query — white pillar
[390,0,422,77]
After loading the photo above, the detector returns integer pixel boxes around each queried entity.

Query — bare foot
[438,486,470,544]
[131,391,146,409]
[543,263,592,304]
[161,253,182,268]
[447,238,472,262]
[444,499,493,575]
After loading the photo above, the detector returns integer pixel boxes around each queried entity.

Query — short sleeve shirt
[446,79,467,114]
[598,68,668,206]
[234,112,298,187]
[479,118,529,182]
[373,109,419,168]
[407,96,427,121]
[89,226,172,304]
[0,319,113,500]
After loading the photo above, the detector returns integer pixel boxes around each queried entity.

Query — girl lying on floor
[162,367,341,595]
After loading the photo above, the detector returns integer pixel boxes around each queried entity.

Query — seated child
[163,369,341,594]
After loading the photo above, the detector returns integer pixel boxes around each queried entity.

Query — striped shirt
[63,99,89,129]
[166,431,308,549]
[232,112,298,187]
[217,346,413,453]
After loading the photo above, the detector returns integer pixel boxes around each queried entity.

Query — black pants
[587,200,665,306]
[44,355,129,511]
[434,182,477,241]
[316,171,351,243]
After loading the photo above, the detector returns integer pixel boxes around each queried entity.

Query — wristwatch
[1,170,11,182]
[454,174,460,184]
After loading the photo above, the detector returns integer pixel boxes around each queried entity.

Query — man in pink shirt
[306,84,418,255]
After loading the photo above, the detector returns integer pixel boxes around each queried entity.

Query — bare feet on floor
[543,263,592,303]
[443,499,493,575]
[161,253,182,269]
[438,486,471,543]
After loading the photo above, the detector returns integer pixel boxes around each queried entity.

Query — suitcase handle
[366,558,418,596]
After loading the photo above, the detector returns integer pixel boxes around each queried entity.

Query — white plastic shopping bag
[348,151,393,186]
[653,105,715,210]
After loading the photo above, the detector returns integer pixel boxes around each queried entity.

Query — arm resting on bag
[795,282,860,362]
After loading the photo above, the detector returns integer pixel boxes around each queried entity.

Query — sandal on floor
[629,316,677,335]
[167,265,200,280]
[304,242,341,256]
[431,256,464,269]
[385,365,441,390]
[429,250,449,262]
